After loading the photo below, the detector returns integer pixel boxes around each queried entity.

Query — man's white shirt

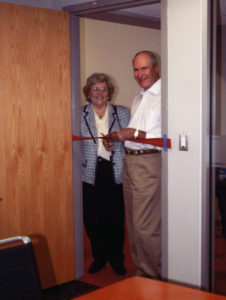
[125,79,161,150]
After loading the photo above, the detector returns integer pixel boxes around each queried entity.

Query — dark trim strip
[69,14,84,279]
[83,11,160,29]
[63,0,160,15]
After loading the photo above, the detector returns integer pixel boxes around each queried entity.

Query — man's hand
[104,128,136,142]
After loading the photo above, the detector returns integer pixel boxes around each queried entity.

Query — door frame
[69,2,212,291]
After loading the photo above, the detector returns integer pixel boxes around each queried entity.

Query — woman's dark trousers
[83,157,125,268]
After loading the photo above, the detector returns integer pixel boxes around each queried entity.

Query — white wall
[80,18,160,108]
[162,0,210,288]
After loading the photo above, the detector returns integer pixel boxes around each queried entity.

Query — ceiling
[0,0,226,25]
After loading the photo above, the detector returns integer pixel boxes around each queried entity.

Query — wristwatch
[134,129,139,139]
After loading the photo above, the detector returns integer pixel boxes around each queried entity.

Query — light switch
[179,134,188,151]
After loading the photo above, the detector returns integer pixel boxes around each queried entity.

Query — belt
[125,148,161,155]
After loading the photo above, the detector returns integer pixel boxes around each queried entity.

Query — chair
[0,236,43,300]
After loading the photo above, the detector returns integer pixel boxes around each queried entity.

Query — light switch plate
[179,134,188,151]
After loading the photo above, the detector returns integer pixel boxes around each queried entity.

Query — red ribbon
[72,135,171,149]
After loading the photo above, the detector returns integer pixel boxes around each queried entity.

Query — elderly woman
[81,73,130,275]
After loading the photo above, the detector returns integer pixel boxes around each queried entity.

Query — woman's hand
[102,138,114,152]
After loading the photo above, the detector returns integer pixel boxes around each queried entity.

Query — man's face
[133,53,159,90]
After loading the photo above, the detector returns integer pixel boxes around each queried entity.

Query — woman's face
[89,81,109,109]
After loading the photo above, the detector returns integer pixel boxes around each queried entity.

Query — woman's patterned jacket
[80,103,130,185]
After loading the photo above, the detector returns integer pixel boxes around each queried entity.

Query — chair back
[0,236,42,300]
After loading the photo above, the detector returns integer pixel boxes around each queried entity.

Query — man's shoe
[88,261,106,274]
[112,264,126,276]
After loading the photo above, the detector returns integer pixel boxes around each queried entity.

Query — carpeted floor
[42,280,100,300]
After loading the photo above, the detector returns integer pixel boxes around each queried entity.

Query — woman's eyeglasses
[91,87,108,92]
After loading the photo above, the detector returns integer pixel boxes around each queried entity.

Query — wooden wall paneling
[0,3,75,288]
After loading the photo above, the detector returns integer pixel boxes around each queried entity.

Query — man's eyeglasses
[91,87,108,92]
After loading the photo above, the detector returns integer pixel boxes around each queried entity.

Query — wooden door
[0,3,75,288]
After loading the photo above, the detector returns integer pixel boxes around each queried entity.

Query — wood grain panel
[0,3,75,288]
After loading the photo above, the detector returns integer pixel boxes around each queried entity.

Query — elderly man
[104,50,161,279]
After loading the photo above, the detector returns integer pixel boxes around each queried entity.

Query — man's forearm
[104,128,146,142]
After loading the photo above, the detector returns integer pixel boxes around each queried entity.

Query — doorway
[67,0,162,285]
[80,17,161,286]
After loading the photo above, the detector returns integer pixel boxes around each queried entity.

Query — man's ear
[154,65,160,78]
[154,65,159,74]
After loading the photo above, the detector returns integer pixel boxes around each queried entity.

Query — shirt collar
[140,78,161,96]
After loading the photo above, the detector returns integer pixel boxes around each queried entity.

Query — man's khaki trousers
[123,152,161,278]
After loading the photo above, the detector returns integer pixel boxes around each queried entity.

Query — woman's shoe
[112,264,126,275]
[88,260,106,274]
